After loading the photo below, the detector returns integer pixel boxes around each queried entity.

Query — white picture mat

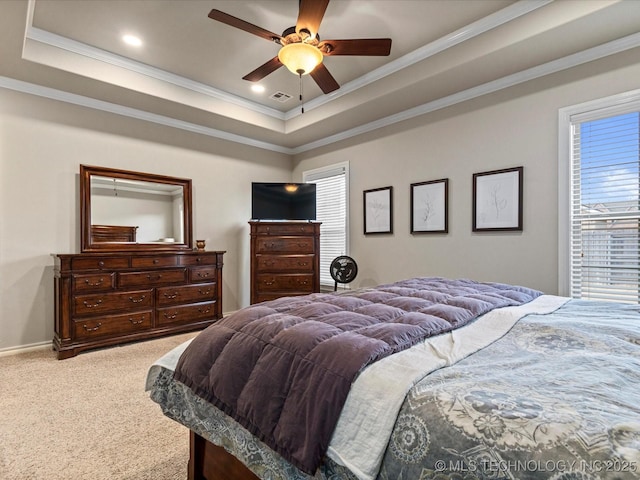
[365,189,391,233]
[475,170,520,229]
[412,182,446,231]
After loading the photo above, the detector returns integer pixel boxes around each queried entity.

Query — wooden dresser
[250,221,320,304]
[53,250,224,359]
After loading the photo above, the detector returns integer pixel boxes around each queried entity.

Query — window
[303,162,349,289]
[560,91,640,303]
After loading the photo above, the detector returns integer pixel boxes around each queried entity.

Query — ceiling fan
[208,0,392,94]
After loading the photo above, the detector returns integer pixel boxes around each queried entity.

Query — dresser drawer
[254,223,316,235]
[72,273,116,292]
[156,282,217,307]
[71,257,129,271]
[256,237,315,254]
[131,256,179,268]
[180,255,219,266]
[73,289,153,316]
[255,254,315,272]
[73,310,153,340]
[255,274,315,292]
[117,268,187,288]
[189,266,218,283]
[254,292,310,303]
[157,301,218,326]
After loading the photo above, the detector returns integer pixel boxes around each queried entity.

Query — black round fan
[329,255,358,291]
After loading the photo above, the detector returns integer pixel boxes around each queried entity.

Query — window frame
[558,88,640,297]
[303,161,350,290]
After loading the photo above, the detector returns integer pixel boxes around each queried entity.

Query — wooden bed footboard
[189,431,260,480]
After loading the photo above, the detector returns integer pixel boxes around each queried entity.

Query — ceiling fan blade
[208,9,282,43]
[296,0,330,36]
[319,38,392,56]
[242,57,283,82]
[310,63,340,94]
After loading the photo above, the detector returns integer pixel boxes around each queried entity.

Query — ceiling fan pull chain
[298,71,305,114]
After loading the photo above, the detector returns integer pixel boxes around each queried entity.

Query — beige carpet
[0,332,199,480]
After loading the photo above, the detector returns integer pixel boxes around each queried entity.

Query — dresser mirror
[80,165,193,252]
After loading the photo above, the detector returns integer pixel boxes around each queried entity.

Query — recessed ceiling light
[122,34,142,47]
[251,84,265,93]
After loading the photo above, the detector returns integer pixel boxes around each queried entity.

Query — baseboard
[0,341,53,357]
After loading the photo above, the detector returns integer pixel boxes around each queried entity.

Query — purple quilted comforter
[173,277,542,474]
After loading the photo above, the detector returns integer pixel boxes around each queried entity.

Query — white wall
[91,189,177,242]
[0,88,292,351]
[293,50,640,295]
[4,49,640,352]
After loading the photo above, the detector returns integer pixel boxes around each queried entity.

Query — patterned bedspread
[378,300,640,480]
[147,298,640,480]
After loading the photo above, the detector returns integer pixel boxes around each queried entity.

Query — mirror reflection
[80,165,193,252]
[90,176,185,244]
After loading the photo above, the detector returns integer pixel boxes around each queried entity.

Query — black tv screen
[251,182,316,221]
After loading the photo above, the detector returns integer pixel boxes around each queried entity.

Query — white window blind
[570,110,640,303]
[303,163,349,288]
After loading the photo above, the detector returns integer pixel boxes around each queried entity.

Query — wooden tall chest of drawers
[250,221,321,304]
[53,251,224,359]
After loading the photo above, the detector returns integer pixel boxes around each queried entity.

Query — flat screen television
[251,182,316,221]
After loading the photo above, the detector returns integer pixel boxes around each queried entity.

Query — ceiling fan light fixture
[278,43,323,75]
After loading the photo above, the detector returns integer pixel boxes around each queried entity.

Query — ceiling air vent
[270,91,292,103]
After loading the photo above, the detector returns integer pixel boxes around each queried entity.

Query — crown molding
[284,0,553,120]
[0,76,294,154]
[7,1,640,156]
[3,30,639,156]
[24,26,287,121]
[25,0,551,122]
[291,31,640,154]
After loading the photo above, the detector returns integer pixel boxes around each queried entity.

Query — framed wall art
[411,179,448,233]
[473,166,523,232]
[364,186,393,234]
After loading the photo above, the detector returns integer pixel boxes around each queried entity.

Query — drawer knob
[198,307,211,314]
[98,261,105,268]
[264,279,275,286]
[147,274,162,281]
[84,278,104,287]
[82,299,103,308]
[82,323,102,332]
[163,312,178,320]
[129,317,144,325]
[163,292,179,299]
[196,257,202,263]
[298,262,308,267]
[298,280,309,285]
[153,259,159,264]
[129,295,146,303]
[199,289,212,295]
[197,272,211,278]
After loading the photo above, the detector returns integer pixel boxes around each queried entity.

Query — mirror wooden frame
[80,164,193,252]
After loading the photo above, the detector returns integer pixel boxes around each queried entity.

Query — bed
[146,277,640,480]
